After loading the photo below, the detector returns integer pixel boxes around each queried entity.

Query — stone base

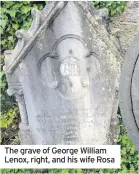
[19,123,32,145]
[109,114,120,144]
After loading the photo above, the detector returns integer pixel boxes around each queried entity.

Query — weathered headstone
[4,2,121,145]
[120,34,139,152]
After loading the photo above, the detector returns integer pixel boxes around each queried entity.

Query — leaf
[23,21,31,29]
[0,71,5,78]
[32,4,39,10]
[12,23,19,30]
[1,19,7,28]
[8,36,13,41]
[12,3,23,10]
[1,39,6,45]
[4,1,14,8]
[7,10,16,18]
[21,6,31,14]
[0,27,3,35]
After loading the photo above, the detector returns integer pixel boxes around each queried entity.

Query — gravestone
[120,34,139,152]
[4,2,121,145]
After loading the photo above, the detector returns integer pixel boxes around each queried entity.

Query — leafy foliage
[92,1,127,17]
[0,1,138,174]
[0,107,19,145]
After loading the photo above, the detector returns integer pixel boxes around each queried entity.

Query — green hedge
[93,1,126,16]
[1,1,138,174]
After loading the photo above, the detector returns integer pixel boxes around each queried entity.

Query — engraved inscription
[35,108,95,144]
[60,57,80,77]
